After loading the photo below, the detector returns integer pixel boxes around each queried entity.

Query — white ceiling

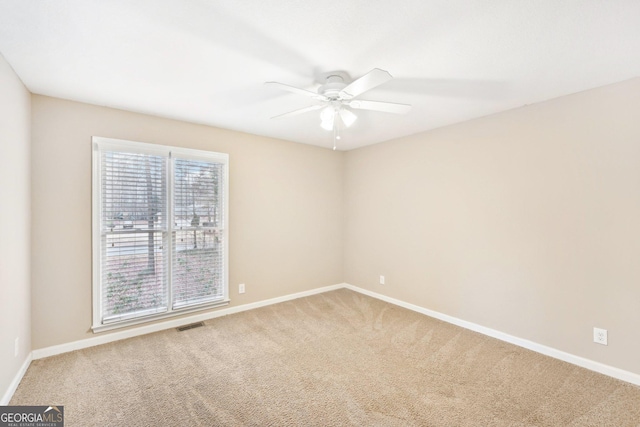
[1,1,639,150]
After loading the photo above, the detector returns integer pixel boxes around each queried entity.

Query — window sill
[91,299,230,333]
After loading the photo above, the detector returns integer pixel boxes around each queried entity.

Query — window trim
[91,136,229,333]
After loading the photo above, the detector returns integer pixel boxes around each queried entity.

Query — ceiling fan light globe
[320,118,334,131]
[320,121,333,131]
[339,108,357,127]
[320,106,335,121]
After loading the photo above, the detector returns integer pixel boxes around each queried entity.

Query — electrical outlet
[239,283,245,294]
[379,275,385,285]
[14,337,19,357]
[593,327,607,345]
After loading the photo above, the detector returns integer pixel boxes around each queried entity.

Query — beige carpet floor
[11,289,640,426]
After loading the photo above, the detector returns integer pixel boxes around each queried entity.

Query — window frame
[92,136,229,333]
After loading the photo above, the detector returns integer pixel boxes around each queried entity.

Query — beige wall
[30,95,344,349]
[0,54,31,398]
[344,78,640,375]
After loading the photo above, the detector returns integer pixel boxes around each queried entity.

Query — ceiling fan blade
[348,100,412,114]
[271,104,323,119]
[265,81,327,101]
[339,68,393,99]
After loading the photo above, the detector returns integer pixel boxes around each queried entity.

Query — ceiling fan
[265,68,412,134]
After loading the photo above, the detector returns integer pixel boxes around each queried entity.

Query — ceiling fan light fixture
[339,108,357,127]
[320,106,334,120]
[320,106,335,131]
[320,118,334,131]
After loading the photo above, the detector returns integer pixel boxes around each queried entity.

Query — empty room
[1,1,640,425]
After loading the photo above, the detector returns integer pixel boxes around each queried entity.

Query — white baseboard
[344,284,640,387]
[32,283,344,360]
[1,352,32,405]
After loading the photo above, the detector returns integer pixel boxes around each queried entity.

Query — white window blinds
[92,137,229,331]
[100,150,168,323]
[172,158,225,309]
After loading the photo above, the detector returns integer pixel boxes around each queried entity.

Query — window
[92,137,229,332]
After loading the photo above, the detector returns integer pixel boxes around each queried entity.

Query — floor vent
[177,322,205,332]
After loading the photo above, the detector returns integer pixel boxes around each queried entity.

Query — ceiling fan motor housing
[319,74,348,99]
